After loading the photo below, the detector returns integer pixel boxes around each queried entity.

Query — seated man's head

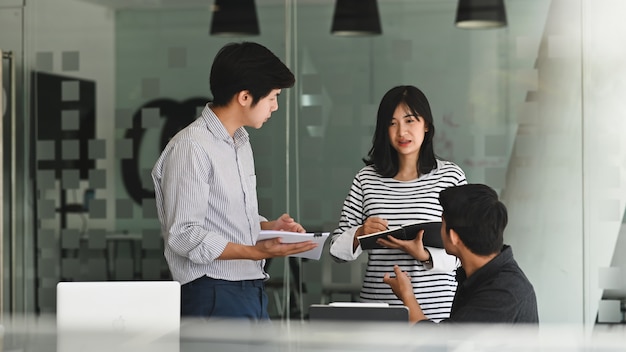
[439,184,508,257]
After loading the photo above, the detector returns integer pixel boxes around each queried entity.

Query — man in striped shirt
[383,184,539,324]
[152,42,317,321]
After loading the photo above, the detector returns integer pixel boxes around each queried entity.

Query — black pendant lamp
[210,0,260,36]
[455,0,507,29]
[331,0,382,36]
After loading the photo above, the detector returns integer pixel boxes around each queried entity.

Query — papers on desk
[258,230,329,260]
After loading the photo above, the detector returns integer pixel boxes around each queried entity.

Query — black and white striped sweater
[330,160,467,321]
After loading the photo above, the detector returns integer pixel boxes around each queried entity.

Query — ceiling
[75,0,332,10]
[76,0,212,9]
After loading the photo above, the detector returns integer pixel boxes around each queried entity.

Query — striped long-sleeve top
[329,160,467,321]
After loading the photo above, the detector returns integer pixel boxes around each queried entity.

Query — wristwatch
[422,250,432,266]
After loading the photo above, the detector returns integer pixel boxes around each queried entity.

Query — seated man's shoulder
[496,261,535,293]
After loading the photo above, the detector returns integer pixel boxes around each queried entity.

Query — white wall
[504,0,626,325]
[503,0,585,324]
[582,0,626,325]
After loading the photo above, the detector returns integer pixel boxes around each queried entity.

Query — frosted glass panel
[14,0,626,325]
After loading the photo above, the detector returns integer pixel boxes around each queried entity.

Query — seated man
[383,183,539,324]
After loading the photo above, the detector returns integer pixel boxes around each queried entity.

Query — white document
[258,230,329,260]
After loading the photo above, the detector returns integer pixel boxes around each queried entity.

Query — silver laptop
[308,303,410,322]
[56,281,180,351]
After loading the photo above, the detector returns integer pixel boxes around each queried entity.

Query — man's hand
[219,235,317,261]
[270,213,306,233]
[376,229,431,262]
[383,265,414,302]
[383,265,426,324]
[254,237,317,259]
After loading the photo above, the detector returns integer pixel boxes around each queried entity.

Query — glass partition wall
[1,0,624,326]
[1,1,33,317]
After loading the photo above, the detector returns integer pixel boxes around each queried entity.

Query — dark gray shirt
[445,245,539,324]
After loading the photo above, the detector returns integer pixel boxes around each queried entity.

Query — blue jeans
[181,276,269,320]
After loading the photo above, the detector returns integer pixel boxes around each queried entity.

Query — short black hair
[363,85,437,178]
[209,41,295,107]
[439,184,507,255]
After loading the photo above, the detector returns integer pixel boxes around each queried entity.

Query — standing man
[152,42,317,320]
[384,183,538,324]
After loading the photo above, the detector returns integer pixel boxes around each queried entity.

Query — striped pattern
[151,105,266,285]
[330,160,466,321]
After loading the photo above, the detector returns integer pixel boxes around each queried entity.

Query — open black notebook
[357,221,443,250]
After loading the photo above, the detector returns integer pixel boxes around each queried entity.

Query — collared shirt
[448,245,539,323]
[152,104,267,284]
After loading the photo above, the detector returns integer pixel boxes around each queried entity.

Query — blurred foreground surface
[2,315,626,352]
